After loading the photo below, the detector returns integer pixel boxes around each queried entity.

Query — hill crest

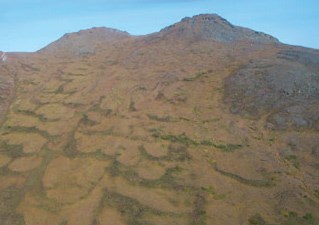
[38,14,279,55]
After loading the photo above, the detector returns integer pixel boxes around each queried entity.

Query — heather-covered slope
[0,14,318,225]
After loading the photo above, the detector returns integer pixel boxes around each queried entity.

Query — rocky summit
[0,14,319,225]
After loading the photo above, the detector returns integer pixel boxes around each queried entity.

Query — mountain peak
[181,13,234,27]
[39,27,130,55]
[63,27,130,39]
[159,14,278,43]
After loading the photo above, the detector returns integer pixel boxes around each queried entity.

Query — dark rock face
[224,50,319,130]
[159,14,278,43]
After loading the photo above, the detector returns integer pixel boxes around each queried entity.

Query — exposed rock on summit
[158,14,278,43]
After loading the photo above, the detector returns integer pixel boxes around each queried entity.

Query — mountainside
[0,14,319,225]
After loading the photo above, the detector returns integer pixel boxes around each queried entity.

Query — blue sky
[1,0,318,52]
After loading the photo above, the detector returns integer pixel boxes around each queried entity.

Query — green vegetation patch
[129,100,137,112]
[153,131,242,152]
[0,142,24,158]
[59,221,68,225]
[5,126,51,139]
[282,211,317,225]
[102,188,165,225]
[0,186,25,225]
[201,186,226,200]
[104,152,184,190]
[108,158,121,177]
[14,109,57,122]
[80,113,98,126]
[191,194,206,225]
[248,214,267,225]
[183,70,211,82]
[147,114,177,123]
[63,137,78,158]
[139,143,190,162]
[80,127,114,136]
[285,155,300,169]
[167,144,192,161]
[122,165,182,190]
[159,133,198,146]
[138,145,160,161]
[200,140,242,152]
[213,164,275,188]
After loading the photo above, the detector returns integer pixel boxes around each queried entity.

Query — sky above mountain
[1,0,318,52]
